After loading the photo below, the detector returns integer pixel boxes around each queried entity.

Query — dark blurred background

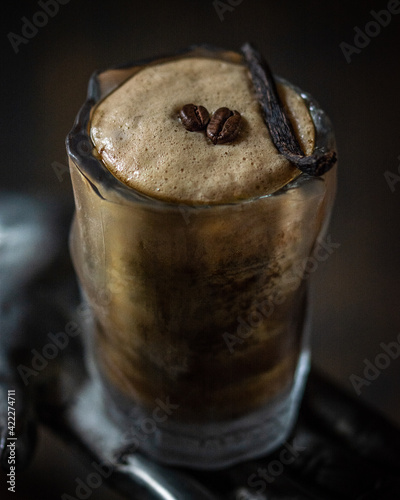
[1,0,400,497]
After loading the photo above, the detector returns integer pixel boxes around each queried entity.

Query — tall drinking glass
[66,46,336,469]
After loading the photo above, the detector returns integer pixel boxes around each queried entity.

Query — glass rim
[65,44,335,212]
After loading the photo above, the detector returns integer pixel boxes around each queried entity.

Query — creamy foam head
[90,56,315,204]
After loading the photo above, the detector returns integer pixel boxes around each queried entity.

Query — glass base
[79,289,311,470]
[116,350,310,470]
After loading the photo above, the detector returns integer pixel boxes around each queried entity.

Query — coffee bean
[179,104,210,131]
[206,107,242,145]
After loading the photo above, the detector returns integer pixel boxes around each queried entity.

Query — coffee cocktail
[67,45,336,468]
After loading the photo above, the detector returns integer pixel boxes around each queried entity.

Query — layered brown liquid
[70,170,335,422]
